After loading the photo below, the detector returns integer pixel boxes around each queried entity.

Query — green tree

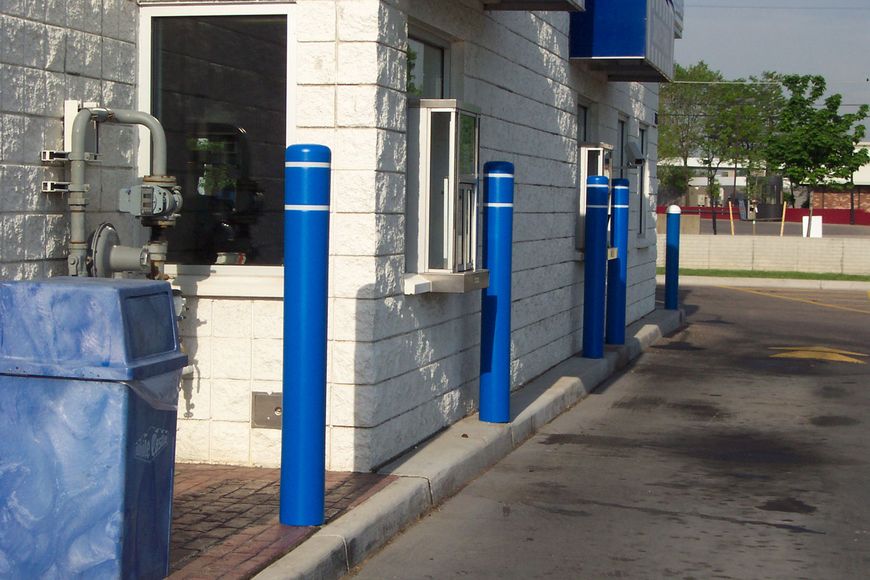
[717,73,784,204]
[659,62,722,170]
[659,62,725,220]
[766,75,869,224]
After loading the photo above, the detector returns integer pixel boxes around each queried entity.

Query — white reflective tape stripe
[587,204,610,209]
[612,205,630,209]
[284,204,330,211]
[484,173,514,179]
[613,185,629,189]
[284,161,331,168]
[484,202,513,208]
[587,184,609,188]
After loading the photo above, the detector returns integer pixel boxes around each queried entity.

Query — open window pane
[151,15,286,265]
[458,113,477,177]
[428,111,452,270]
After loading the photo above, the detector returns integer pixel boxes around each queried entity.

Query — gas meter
[119,182,183,220]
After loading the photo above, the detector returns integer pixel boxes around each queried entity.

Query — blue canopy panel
[483,0,584,10]
[569,0,681,83]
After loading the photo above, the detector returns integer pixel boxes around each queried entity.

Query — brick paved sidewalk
[168,464,395,579]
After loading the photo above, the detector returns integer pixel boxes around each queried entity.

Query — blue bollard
[606,179,630,345]
[583,175,610,359]
[665,205,681,310]
[480,161,515,424]
[280,144,331,526]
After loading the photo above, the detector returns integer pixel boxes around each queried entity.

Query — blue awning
[569,0,681,82]
[483,0,585,11]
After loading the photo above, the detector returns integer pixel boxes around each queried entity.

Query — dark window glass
[578,105,588,143]
[152,16,286,265]
[408,37,445,98]
[617,119,626,178]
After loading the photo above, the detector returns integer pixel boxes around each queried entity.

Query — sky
[674,1,870,116]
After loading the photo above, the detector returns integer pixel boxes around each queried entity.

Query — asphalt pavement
[350,285,870,579]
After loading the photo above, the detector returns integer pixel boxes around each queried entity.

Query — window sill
[403,270,490,295]
[165,264,283,298]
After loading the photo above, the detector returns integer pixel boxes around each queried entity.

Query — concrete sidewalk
[656,274,870,291]
[255,307,683,580]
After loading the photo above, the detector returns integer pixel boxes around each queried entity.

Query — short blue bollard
[480,161,515,424]
[665,205,681,310]
[606,178,630,345]
[281,144,331,526]
[583,175,610,359]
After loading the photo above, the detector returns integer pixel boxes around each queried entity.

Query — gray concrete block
[253,535,348,580]
[319,477,431,568]
[382,421,513,506]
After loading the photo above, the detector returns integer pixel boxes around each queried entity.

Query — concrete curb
[255,308,683,580]
[657,274,870,291]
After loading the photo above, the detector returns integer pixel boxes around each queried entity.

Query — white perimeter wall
[657,234,870,275]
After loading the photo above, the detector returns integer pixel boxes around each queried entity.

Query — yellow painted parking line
[721,286,870,315]
[770,351,866,364]
[770,346,868,357]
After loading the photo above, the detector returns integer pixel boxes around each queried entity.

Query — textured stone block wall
[307,0,661,471]
[0,1,144,279]
[175,296,285,466]
[3,0,661,472]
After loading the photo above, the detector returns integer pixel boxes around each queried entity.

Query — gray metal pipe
[104,109,168,176]
[66,107,170,275]
[68,108,107,275]
[109,245,148,272]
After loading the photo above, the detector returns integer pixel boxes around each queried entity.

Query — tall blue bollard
[281,144,331,526]
[606,178,630,345]
[480,161,515,424]
[665,205,681,310]
[583,175,610,359]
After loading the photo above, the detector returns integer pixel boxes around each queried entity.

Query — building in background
[0,0,682,471]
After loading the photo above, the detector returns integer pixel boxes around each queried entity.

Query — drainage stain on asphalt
[670,430,826,467]
[667,401,730,421]
[816,386,850,399]
[612,397,730,421]
[652,341,707,352]
[613,396,666,410]
[757,497,818,514]
[542,429,831,470]
[810,416,860,427]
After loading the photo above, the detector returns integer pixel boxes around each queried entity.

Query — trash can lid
[0,278,187,381]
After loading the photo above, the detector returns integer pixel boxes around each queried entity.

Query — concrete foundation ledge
[657,274,870,291]
[257,307,683,580]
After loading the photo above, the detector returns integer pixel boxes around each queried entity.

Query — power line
[673,80,780,85]
[686,4,870,10]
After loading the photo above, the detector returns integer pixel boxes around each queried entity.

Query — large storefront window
[150,15,287,266]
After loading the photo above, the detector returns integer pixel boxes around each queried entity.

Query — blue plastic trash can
[0,278,188,580]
